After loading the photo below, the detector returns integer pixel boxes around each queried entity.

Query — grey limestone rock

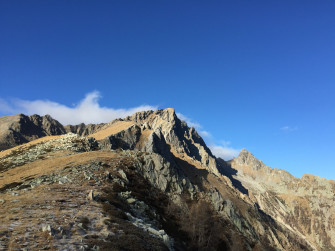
[107,125,141,150]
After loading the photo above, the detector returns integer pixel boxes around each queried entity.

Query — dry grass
[0,182,103,250]
[0,151,117,190]
[0,151,136,250]
[0,135,62,158]
[88,121,134,140]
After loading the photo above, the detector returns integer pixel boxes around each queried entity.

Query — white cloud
[176,112,241,160]
[0,91,157,125]
[280,126,298,131]
[209,145,240,161]
[176,112,201,129]
[0,99,16,114]
[198,130,211,138]
[177,112,211,138]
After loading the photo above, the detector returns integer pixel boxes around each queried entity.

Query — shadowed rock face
[64,123,105,136]
[0,114,66,151]
[123,108,220,175]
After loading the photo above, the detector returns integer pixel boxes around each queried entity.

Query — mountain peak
[235,148,263,168]
[239,148,251,156]
[115,108,220,175]
[126,108,176,124]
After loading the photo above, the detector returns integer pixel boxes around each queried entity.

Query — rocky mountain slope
[229,149,335,250]
[0,113,107,152]
[0,109,332,250]
[0,114,66,151]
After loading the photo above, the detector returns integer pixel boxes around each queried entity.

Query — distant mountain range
[0,109,333,250]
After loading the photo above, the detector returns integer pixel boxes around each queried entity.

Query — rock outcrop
[0,114,66,151]
[98,109,221,176]
[64,123,105,136]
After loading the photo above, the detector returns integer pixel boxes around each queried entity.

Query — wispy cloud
[177,112,241,160]
[176,112,211,138]
[0,91,157,125]
[280,126,298,132]
[176,113,201,128]
[0,99,16,114]
[209,144,241,161]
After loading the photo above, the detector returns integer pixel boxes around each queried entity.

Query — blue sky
[1,1,334,179]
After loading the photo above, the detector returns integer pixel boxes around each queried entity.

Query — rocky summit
[0,108,333,250]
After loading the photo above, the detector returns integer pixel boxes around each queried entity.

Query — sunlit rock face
[231,149,335,250]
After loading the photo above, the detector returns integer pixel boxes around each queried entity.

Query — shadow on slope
[217,158,249,196]
[173,156,208,191]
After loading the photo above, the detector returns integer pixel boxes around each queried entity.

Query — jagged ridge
[0,114,66,151]
[231,149,335,250]
[0,109,331,250]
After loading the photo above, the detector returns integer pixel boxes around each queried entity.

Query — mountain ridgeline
[0,108,334,250]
